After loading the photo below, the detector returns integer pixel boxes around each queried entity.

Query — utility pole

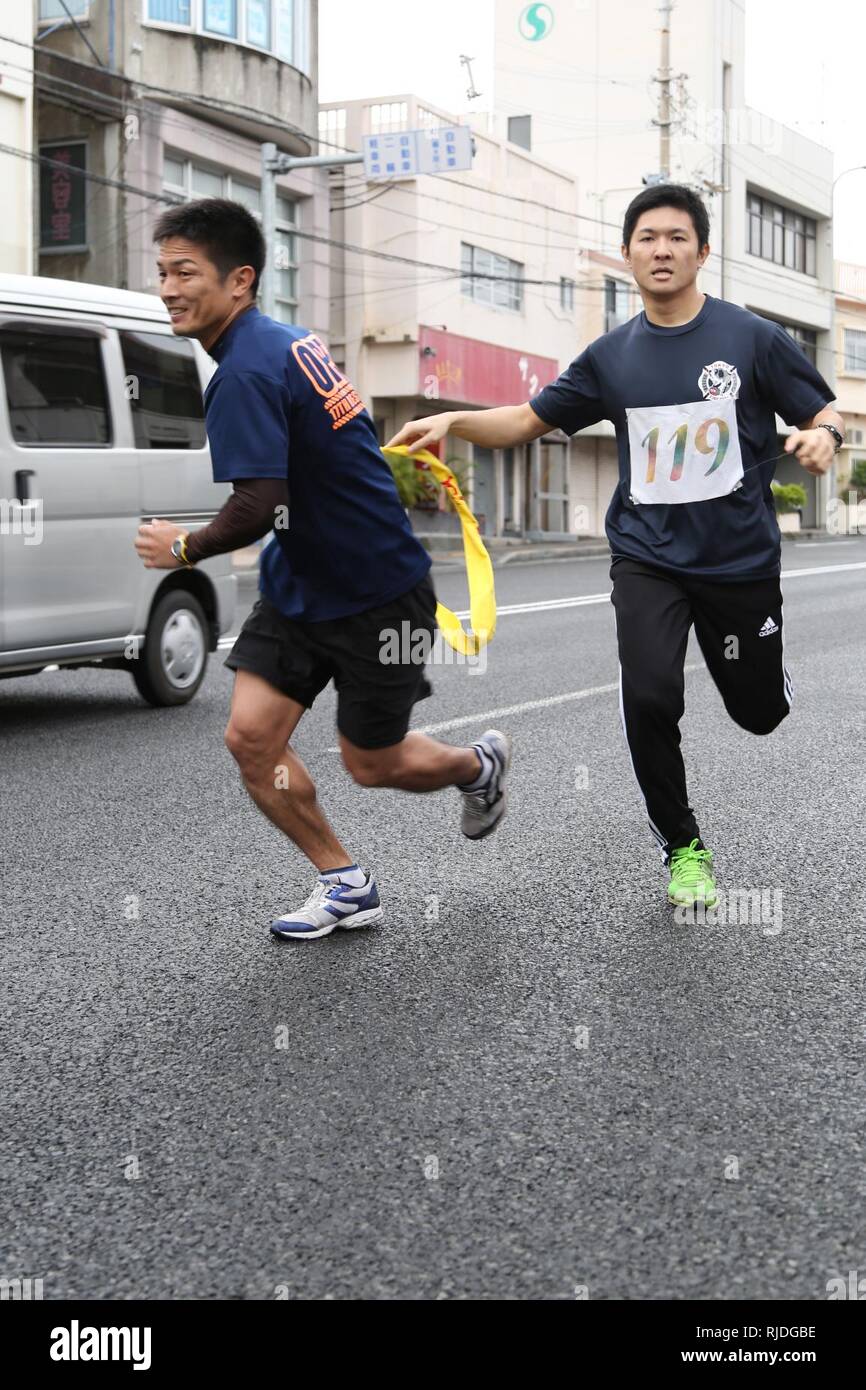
[260,142,364,317]
[656,1,673,180]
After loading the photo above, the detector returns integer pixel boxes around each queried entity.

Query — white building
[492,0,835,528]
[0,1,36,274]
[323,95,586,539]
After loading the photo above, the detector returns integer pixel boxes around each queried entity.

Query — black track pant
[610,556,792,862]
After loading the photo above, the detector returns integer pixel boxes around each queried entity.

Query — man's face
[622,207,709,295]
[156,237,247,339]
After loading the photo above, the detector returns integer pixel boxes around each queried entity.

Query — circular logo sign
[518,3,555,42]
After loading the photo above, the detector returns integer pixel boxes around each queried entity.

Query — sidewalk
[231,527,848,578]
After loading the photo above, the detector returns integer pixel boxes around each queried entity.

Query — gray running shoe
[460,729,511,840]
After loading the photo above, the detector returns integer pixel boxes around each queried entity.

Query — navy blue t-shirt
[530,295,834,580]
[204,307,431,621]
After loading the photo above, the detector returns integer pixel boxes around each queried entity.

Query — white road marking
[778,560,866,579]
[221,559,866,656]
[324,663,709,750]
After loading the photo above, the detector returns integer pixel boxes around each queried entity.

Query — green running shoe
[668,839,718,908]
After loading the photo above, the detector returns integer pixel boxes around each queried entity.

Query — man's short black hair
[622,183,710,251]
[153,197,266,296]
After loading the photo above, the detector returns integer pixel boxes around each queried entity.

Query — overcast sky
[319,0,866,266]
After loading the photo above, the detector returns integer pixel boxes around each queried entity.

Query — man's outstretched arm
[386,402,552,455]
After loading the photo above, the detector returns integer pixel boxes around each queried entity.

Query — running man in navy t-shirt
[134,199,510,940]
[388,184,843,910]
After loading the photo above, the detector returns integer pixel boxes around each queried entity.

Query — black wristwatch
[817,422,843,452]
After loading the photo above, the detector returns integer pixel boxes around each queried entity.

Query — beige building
[0,1,36,274]
[833,262,866,490]
[324,95,587,539]
[32,0,328,335]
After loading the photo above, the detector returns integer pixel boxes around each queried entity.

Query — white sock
[321,863,367,887]
[459,746,493,793]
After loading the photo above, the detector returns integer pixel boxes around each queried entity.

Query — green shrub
[385,451,431,510]
[848,460,866,490]
[384,451,471,514]
[771,481,807,514]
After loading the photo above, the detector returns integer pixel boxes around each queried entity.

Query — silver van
[0,273,235,706]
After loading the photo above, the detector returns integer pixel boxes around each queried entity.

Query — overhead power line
[0,139,183,205]
[0,28,346,155]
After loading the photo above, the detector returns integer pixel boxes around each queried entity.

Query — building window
[747,193,817,276]
[202,0,237,38]
[508,115,532,152]
[560,277,575,312]
[1,325,111,447]
[274,0,294,61]
[295,0,310,75]
[119,332,206,449]
[246,0,271,47]
[273,194,299,322]
[233,180,262,215]
[461,242,524,312]
[369,103,409,134]
[146,0,191,23]
[164,152,227,201]
[319,106,347,151]
[144,0,309,69]
[39,142,88,252]
[844,328,866,373]
[191,165,224,198]
[604,277,630,333]
[38,0,88,17]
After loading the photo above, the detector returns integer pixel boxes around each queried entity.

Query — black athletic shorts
[224,573,438,750]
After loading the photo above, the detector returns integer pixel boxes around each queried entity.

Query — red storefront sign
[418,326,559,408]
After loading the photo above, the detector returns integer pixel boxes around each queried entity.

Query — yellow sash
[381,446,497,656]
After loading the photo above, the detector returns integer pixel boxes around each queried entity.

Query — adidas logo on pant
[758,616,779,637]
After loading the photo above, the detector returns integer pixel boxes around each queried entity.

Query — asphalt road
[2,536,865,1300]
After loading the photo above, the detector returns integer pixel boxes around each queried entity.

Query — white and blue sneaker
[459,728,511,840]
[270,869,383,941]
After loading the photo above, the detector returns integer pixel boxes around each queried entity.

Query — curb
[429,544,611,569]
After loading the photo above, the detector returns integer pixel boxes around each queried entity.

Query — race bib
[626,397,744,505]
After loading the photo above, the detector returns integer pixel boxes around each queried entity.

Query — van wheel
[132,590,208,707]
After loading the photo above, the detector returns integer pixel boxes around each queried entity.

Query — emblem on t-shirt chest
[698,360,741,401]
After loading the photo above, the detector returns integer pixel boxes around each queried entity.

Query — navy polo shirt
[204,307,431,622]
[531,295,834,580]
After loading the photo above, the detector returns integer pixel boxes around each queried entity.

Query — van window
[0,324,111,446]
[120,331,206,449]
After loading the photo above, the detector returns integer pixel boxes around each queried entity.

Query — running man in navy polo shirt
[388,184,843,912]
[134,199,510,940]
